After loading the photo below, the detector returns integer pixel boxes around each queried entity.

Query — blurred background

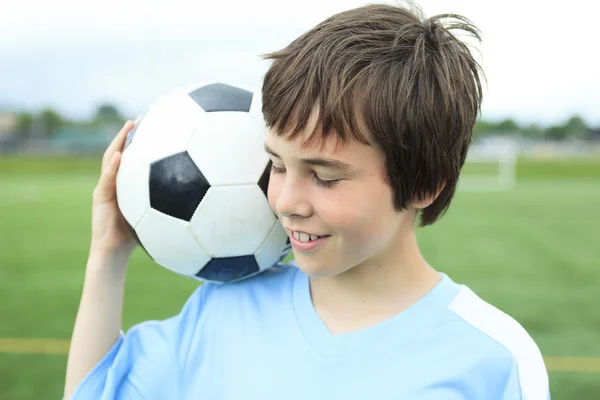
[1,0,598,398]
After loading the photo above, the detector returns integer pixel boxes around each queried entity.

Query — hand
[89,120,138,258]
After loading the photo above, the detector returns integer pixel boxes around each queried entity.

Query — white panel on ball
[249,88,263,115]
[255,222,291,270]
[190,185,277,258]
[116,142,151,228]
[161,83,204,101]
[135,94,206,165]
[136,208,211,276]
[147,84,202,110]
[187,112,269,186]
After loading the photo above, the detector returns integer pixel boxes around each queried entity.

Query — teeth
[292,231,322,243]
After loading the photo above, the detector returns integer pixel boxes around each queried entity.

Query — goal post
[458,138,518,191]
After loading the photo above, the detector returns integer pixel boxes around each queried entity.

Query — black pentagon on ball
[189,83,253,112]
[258,160,271,199]
[149,151,209,221]
[196,255,260,282]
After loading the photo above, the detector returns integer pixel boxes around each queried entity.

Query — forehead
[264,105,384,168]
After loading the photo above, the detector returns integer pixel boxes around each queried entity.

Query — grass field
[0,155,599,399]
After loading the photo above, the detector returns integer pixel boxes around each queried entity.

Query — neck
[308,226,441,334]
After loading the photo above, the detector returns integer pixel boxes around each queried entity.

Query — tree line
[474,115,595,141]
[12,104,127,139]
[9,104,599,141]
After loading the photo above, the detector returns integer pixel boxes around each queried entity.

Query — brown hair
[261,2,484,226]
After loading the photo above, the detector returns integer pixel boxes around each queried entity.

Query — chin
[291,255,341,278]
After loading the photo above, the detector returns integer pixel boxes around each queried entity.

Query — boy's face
[264,121,416,278]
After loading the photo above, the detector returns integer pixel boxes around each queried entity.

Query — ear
[412,181,446,209]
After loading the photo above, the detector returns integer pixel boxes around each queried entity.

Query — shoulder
[125,262,298,354]
[445,284,549,400]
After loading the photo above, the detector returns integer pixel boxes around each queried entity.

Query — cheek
[333,207,381,240]
[327,186,394,241]
[322,193,374,234]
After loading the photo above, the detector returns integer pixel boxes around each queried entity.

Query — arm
[63,121,137,399]
[63,250,129,399]
[64,278,216,400]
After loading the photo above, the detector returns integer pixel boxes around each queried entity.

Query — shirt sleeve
[501,358,551,400]
[68,282,219,400]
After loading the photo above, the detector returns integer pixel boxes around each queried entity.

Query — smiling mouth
[290,230,331,243]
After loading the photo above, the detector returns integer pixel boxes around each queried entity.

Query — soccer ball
[116,82,291,283]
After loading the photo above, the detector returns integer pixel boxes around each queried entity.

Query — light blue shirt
[69,261,550,399]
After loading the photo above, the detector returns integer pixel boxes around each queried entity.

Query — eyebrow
[263,143,353,172]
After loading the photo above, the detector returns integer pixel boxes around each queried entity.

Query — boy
[64,3,550,399]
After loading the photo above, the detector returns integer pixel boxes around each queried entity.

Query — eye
[270,164,339,188]
[270,164,285,174]
[313,174,339,188]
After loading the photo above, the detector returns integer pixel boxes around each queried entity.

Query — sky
[1,0,599,126]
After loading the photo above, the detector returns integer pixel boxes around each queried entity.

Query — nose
[274,172,312,219]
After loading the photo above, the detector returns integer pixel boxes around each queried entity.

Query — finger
[102,120,134,171]
[97,151,122,197]
[103,120,133,165]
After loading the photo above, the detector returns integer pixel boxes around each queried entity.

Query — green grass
[0,156,599,399]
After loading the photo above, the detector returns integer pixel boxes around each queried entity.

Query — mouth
[288,231,331,251]
[287,229,331,244]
